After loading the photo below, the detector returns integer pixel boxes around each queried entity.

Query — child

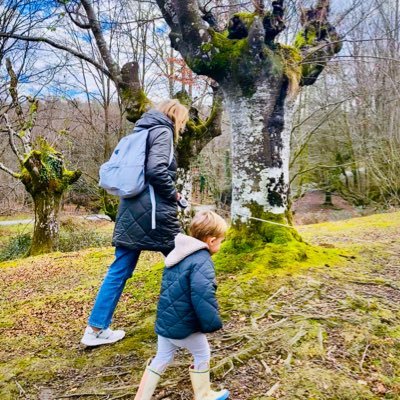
[134,211,229,400]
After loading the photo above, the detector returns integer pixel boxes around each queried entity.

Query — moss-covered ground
[1,212,400,399]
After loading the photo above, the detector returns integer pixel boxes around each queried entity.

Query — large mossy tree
[0,60,81,255]
[156,0,342,243]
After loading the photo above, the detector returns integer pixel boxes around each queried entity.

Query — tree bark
[224,82,294,222]
[30,191,63,255]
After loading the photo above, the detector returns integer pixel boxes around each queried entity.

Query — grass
[0,213,32,222]
[1,212,400,399]
[0,217,114,259]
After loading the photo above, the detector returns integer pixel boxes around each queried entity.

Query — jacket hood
[135,109,174,131]
[165,233,209,267]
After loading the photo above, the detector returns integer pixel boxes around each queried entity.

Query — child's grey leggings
[149,332,211,372]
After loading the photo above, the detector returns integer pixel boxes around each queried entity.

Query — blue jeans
[88,246,169,330]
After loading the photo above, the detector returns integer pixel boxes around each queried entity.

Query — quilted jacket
[112,110,181,253]
[155,233,223,339]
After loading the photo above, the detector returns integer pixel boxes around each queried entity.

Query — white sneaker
[81,326,126,346]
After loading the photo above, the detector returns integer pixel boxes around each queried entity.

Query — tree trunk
[20,140,81,256]
[323,191,333,206]
[224,81,299,243]
[30,191,62,255]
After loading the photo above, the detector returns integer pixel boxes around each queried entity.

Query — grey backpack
[99,125,173,198]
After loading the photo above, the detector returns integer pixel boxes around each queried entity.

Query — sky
[0,0,381,104]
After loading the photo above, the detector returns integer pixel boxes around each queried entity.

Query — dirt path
[0,214,111,226]
[0,219,33,226]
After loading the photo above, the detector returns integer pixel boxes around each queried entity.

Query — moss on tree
[122,88,151,123]
[18,137,81,256]
[225,203,301,252]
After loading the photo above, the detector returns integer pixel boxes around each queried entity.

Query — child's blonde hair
[155,99,189,142]
[189,211,228,241]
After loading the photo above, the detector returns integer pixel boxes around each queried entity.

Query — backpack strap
[145,125,174,166]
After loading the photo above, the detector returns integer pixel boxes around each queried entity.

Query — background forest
[1,0,399,223]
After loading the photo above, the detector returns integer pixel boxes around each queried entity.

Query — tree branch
[63,2,92,30]
[295,0,342,86]
[0,33,112,79]
[263,0,286,44]
[80,0,121,81]
[157,0,210,58]
[252,0,265,16]
[248,17,266,60]
[204,84,224,134]
[119,61,151,123]
[198,4,219,30]
[5,58,34,155]
[3,113,23,163]
[0,161,20,179]
[176,87,224,170]
[154,0,182,49]
[5,58,24,126]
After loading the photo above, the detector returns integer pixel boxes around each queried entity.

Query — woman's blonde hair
[155,99,189,142]
[189,211,228,241]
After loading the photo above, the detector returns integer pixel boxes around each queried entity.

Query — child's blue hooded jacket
[155,233,223,339]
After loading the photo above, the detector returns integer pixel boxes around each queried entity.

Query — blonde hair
[189,211,228,241]
[155,99,189,141]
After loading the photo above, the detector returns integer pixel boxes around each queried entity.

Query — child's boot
[134,366,161,400]
[189,366,229,400]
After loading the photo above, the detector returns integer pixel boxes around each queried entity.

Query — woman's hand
[176,192,182,201]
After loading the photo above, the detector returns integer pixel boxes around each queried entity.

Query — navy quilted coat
[112,110,181,253]
[155,233,223,339]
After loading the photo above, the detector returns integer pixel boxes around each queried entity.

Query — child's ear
[205,236,216,247]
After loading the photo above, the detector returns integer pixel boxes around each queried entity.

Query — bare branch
[3,113,23,163]
[5,58,24,126]
[252,0,265,15]
[80,0,121,81]
[63,2,92,30]
[0,161,20,179]
[0,33,112,79]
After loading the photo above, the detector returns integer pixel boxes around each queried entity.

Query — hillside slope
[1,212,400,399]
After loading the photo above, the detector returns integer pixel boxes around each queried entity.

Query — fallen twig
[359,343,370,372]
[14,380,29,399]
[266,382,280,396]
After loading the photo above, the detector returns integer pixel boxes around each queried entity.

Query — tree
[0,60,81,255]
[156,0,342,242]
[61,0,224,223]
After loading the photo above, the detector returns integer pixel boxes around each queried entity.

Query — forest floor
[1,212,400,399]
[292,190,375,225]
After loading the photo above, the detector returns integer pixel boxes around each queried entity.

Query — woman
[81,99,189,346]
